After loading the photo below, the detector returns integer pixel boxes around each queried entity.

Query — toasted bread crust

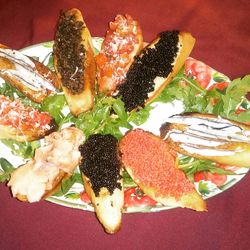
[161,113,250,168]
[120,129,207,212]
[82,174,123,234]
[53,8,96,116]
[0,44,60,103]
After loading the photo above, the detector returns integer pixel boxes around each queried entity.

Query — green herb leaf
[0,158,15,183]
[198,182,210,195]
[0,139,40,158]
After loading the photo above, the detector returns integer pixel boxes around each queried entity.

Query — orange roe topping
[120,129,194,198]
[0,95,52,131]
[96,14,142,94]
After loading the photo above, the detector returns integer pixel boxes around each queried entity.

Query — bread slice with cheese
[53,8,96,116]
[79,134,124,234]
[96,14,143,95]
[119,129,206,211]
[114,30,195,111]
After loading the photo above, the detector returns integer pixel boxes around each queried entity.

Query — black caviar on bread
[79,134,124,234]
[114,30,195,111]
[53,8,96,116]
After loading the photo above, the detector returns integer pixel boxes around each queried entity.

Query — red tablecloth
[0,0,249,249]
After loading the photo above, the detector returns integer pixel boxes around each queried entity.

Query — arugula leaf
[0,158,15,183]
[53,173,83,197]
[0,139,40,159]
[178,156,235,182]
[74,95,132,139]
[123,170,137,188]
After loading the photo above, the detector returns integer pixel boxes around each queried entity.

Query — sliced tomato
[208,82,229,91]
[206,172,227,187]
[80,191,91,204]
[184,57,212,89]
[194,172,206,182]
[124,187,157,208]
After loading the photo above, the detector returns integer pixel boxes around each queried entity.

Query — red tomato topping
[0,95,52,131]
[184,57,213,89]
[96,14,142,95]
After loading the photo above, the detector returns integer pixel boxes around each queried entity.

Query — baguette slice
[8,127,85,202]
[53,8,96,116]
[0,44,60,103]
[96,14,143,95]
[114,30,195,111]
[79,134,124,234]
[0,95,57,142]
[119,129,206,211]
[160,113,250,168]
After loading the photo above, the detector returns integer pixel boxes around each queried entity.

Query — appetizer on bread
[160,113,250,168]
[79,134,124,234]
[114,30,195,111]
[8,127,85,202]
[0,95,57,142]
[53,8,96,116]
[119,129,206,211]
[96,14,143,95]
[0,44,60,103]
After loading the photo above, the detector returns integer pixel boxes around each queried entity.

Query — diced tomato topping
[0,95,52,131]
[97,14,142,95]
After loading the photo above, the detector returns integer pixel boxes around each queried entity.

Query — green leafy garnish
[198,182,210,195]
[0,158,15,183]
[123,170,137,188]
[1,139,40,159]
[73,95,132,139]
[53,173,83,197]
[178,156,235,182]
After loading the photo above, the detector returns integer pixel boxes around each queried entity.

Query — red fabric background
[0,0,249,249]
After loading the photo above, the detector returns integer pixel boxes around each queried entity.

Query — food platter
[0,38,249,213]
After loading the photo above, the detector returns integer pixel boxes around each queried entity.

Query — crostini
[0,44,60,103]
[160,113,250,168]
[7,127,85,202]
[0,95,57,142]
[79,134,124,234]
[119,129,206,211]
[114,30,195,111]
[96,14,143,95]
[53,8,96,116]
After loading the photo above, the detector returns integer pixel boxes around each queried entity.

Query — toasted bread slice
[8,127,85,202]
[0,95,57,142]
[0,44,60,103]
[79,134,124,234]
[115,31,195,111]
[96,14,143,95]
[53,8,96,116]
[160,113,250,168]
[119,129,206,211]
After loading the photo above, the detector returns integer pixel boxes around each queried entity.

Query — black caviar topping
[115,30,180,111]
[54,11,86,94]
[79,134,122,197]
